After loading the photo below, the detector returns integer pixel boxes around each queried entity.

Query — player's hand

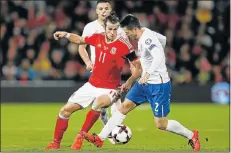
[139,72,150,84]
[53,31,68,40]
[120,81,132,92]
[86,61,94,71]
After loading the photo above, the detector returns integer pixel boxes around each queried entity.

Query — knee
[60,104,80,118]
[92,95,111,111]
[92,100,103,111]
[155,118,168,130]
[60,107,72,118]
[117,100,136,115]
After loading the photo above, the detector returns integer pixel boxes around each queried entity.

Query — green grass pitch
[1,103,230,152]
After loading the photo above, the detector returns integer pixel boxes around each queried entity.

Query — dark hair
[96,0,111,5]
[104,11,119,26]
[120,14,141,30]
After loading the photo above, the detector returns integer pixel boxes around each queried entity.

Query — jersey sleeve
[155,32,167,48]
[143,37,165,74]
[84,34,100,46]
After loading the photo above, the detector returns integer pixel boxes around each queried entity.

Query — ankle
[53,139,60,144]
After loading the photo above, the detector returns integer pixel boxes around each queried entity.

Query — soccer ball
[108,125,132,145]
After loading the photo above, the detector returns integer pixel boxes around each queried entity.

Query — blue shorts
[126,81,171,117]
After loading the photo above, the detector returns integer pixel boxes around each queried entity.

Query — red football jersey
[85,33,132,89]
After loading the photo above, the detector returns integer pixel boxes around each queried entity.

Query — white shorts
[67,82,118,108]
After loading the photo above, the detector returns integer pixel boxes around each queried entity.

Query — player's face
[123,27,137,40]
[96,2,112,21]
[105,21,119,41]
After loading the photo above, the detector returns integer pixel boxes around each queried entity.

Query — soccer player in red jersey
[79,0,125,128]
[45,12,138,150]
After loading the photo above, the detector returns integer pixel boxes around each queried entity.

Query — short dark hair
[104,11,119,26]
[96,0,111,5]
[120,14,141,30]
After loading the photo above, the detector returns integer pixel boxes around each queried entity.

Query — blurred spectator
[2,61,17,80]
[16,58,36,81]
[0,0,229,85]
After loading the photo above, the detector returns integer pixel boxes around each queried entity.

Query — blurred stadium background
[1,0,230,152]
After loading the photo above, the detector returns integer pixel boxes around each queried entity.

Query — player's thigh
[125,81,147,106]
[94,87,120,106]
[147,81,171,118]
[92,94,112,110]
[67,82,97,109]
[60,103,82,116]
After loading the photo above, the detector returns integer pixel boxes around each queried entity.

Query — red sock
[53,116,69,143]
[80,109,101,132]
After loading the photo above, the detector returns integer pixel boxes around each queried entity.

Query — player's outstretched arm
[53,31,86,44]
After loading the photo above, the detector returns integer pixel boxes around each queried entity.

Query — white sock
[98,111,126,140]
[100,108,109,125]
[110,99,121,115]
[110,102,117,115]
[166,120,194,139]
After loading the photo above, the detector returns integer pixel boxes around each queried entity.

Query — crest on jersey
[110,47,117,54]
[145,38,152,45]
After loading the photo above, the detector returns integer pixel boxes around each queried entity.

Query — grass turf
[1,103,230,152]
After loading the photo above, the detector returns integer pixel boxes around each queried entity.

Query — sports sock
[110,100,120,115]
[53,114,69,143]
[80,109,101,132]
[100,108,109,125]
[166,120,194,139]
[98,111,126,140]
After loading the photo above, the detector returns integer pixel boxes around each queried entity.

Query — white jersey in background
[137,27,170,84]
[82,20,125,64]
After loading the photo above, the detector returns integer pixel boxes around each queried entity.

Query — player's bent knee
[117,99,136,115]
[60,103,81,118]
[92,95,111,111]
[155,117,168,130]
[92,101,102,111]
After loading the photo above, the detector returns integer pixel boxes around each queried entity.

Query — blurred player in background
[45,12,136,150]
[83,14,201,152]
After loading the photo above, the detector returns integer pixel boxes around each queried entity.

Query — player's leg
[110,99,121,114]
[46,82,95,150]
[100,108,109,125]
[100,99,121,125]
[83,82,146,147]
[71,88,119,149]
[78,89,119,134]
[147,81,200,151]
[45,103,82,150]
[83,99,137,147]
[80,94,112,133]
